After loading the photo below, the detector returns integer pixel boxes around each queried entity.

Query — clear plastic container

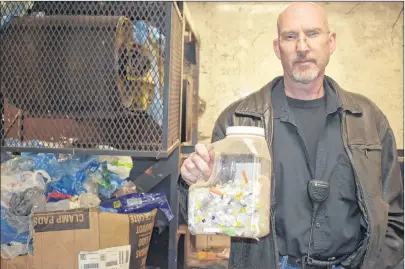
[188,126,271,239]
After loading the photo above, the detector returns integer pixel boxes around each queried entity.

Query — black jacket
[180,76,404,269]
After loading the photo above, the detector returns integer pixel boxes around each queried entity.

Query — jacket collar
[235,75,363,116]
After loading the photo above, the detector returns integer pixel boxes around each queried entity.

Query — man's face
[274,6,336,84]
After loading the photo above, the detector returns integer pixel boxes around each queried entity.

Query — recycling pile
[1,151,172,259]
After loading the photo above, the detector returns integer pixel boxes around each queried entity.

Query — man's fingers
[191,153,211,177]
[180,164,197,185]
[195,144,210,163]
[208,151,215,169]
[185,159,197,171]
[180,144,213,185]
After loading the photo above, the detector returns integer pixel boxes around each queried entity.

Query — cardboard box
[1,208,157,269]
[194,234,231,250]
[1,256,33,269]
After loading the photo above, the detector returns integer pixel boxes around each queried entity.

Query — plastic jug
[188,126,271,239]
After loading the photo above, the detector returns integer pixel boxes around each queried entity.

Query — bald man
[179,2,404,269]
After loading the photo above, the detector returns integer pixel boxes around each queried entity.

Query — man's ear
[329,32,336,54]
[273,38,281,60]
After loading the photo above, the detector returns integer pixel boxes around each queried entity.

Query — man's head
[273,2,336,84]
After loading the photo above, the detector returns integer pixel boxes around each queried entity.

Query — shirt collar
[272,77,343,121]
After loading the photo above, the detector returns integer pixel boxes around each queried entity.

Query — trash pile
[1,151,173,260]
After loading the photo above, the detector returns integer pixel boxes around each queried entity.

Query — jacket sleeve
[376,122,404,269]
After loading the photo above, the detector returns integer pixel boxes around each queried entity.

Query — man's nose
[296,37,310,55]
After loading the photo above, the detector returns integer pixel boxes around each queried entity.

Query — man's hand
[180,144,214,185]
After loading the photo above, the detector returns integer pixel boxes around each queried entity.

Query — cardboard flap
[33,208,100,269]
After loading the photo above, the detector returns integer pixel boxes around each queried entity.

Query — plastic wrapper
[98,156,133,180]
[0,207,30,245]
[8,187,45,217]
[99,192,173,221]
[44,159,101,202]
[41,193,101,212]
[1,242,29,260]
[5,190,45,236]
[113,180,137,197]
[20,153,97,181]
[96,161,126,200]
[188,126,271,239]
[1,170,50,208]
[1,155,37,175]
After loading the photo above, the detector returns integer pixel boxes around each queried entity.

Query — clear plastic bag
[188,126,271,239]
[113,180,137,198]
[1,170,50,208]
[98,155,133,180]
[1,242,29,259]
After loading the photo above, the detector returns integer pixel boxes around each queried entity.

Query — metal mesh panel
[0,1,181,154]
[166,5,182,150]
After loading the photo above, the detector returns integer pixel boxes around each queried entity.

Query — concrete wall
[187,1,404,148]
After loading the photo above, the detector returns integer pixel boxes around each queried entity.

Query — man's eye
[286,35,296,40]
[307,32,318,38]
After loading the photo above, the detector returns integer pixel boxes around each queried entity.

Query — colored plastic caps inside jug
[188,126,271,239]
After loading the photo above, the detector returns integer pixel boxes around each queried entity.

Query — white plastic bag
[1,170,50,208]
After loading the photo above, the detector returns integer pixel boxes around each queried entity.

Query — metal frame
[0,2,201,269]
[179,1,200,155]
[133,145,180,269]
[162,2,173,152]
[0,1,181,157]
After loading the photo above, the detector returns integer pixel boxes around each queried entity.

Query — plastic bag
[8,187,45,217]
[42,193,101,212]
[1,155,36,174]
[99,192,173,221]
[1,242,29,259]
[44,159,101,202]
[31,153,98,181]
[0,207,30,245]
[188,126,271,239]
[113,180,137,198]
[98,156,133,180]
[97,161,125,200]
[1,170,50,208]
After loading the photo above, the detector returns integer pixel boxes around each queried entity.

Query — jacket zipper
[340,110,371,268]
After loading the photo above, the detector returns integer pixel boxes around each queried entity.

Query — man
[179,2,404,269]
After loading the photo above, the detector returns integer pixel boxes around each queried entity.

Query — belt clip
[300,256,311,269]
[306,256,314,265]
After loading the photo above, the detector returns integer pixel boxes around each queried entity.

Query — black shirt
[272,78,364,259]
[287,96,327,176]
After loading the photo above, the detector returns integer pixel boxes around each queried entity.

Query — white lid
[226,126,265,137]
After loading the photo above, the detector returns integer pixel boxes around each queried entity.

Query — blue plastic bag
[0,207,29,245]
[44,160,101,202]
[99,192,173,221]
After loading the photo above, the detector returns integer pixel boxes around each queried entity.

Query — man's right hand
[180,144,214,185]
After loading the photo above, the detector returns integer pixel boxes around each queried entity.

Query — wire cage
[0,1,183,156]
